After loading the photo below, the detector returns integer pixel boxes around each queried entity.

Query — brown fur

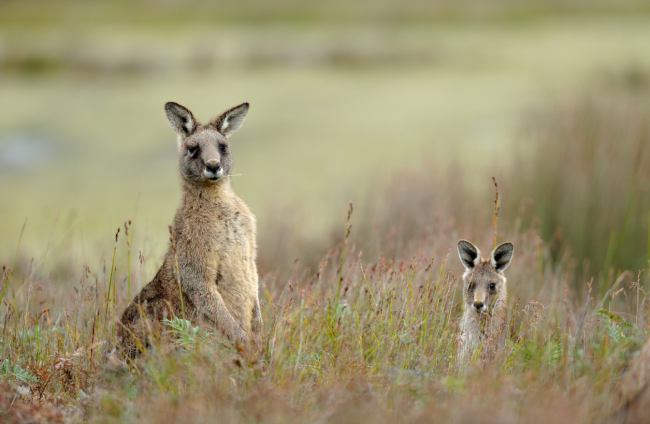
[456,240,514,363]
[117,102,261,357]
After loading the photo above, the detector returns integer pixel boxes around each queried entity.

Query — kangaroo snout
[204,159,223,179]
[206,160,220,173]
[473,301,485,312]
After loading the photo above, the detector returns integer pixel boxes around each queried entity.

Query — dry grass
[1,150,649,423]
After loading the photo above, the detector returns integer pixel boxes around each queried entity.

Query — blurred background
[1,0,649,280]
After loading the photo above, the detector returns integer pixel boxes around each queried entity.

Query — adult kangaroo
[117,101,261,357]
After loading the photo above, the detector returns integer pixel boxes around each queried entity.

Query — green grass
[505,84,650,272]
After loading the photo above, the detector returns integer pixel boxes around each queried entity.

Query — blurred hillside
[0,0,649,276]
[2,0,649,25]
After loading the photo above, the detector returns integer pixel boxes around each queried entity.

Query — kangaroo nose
[474,302,484,311]
[206,160,220,174]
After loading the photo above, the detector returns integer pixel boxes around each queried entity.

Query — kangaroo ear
[165,102,198,136]
[458,240,480,271]
[210,102,249,138]
[490,242,514,273]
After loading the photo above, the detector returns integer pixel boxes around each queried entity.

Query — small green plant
[162,317,213,350]
[0,359,37,384]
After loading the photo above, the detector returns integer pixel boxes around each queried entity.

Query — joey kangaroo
[117,101,261,357]
[456,240,514,363]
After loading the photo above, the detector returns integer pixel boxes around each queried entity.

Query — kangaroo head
[164,101,249,185]
[457,240,514,315]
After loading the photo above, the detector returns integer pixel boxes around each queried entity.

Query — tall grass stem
[0,219,26,308]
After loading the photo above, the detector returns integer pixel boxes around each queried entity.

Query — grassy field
[1,189,649,423]
[1,1,650,422]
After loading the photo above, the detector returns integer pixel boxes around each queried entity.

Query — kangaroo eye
[489,283,496,290]
[187,146,198,156]
[219,144,227,153]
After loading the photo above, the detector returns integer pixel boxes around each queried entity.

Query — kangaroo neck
[180,178,235,207]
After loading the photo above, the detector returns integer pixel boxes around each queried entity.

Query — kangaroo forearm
[210,299,242,335]
[184,285,242,335]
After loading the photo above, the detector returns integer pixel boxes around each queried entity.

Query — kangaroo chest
[175,192,257,304]
[193,204,254,294]
[205,206,257,330]
[212,212,253,275]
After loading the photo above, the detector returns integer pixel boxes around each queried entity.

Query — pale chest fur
[174,188,258,332]
[459,306,507,362]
